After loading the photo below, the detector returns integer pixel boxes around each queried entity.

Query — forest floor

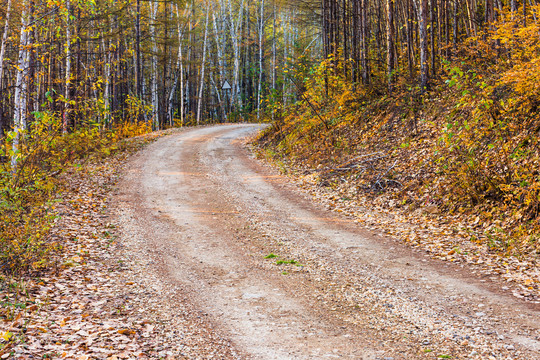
[3,124,539,359]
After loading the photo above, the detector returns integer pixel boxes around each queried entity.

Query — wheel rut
[115,124,540,359]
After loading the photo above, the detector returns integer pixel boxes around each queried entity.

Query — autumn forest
[1,0,540,357]
[1,0,540,302]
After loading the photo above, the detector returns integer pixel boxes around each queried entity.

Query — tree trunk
[12,0,31,170]
[212,10,225,121]
[0,0,12,136]
[406,0,414,78]
[387,0,395,93]
[169,5,185,127]
[272,3,276,121]
[453,0,459,48]
[63,0,72,133]
[256,0,265,121]
[431,0,436,76]
[150,1,159,130]
[196,10,209,125]
[361,0,370,84]
[0,0,12,86]
[228,0,245,110]
[135,0,142,99]
[419,0,429,92]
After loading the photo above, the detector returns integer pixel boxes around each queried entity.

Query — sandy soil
[113,124,539,359]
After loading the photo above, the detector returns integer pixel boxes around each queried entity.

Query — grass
[276,259,299,265]
[264,253,303,267]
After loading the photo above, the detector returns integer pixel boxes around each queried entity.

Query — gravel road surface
[114,124,539,359]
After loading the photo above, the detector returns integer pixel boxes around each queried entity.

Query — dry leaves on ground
[1,132,238,359]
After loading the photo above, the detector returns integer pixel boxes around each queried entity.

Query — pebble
[504,345,515,350]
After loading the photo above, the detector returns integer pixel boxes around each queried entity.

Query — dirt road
[115,124,539,359]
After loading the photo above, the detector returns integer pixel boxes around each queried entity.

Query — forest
[0,0,539,273]
[0,0,540,357]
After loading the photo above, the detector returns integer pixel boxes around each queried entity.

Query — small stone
[498,335,505,340]
[504,345,515,350]
[475,312,486,317]
[469,350,479,357]
[421,339,430,345]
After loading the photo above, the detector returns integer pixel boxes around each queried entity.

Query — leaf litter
[1,131,239,359]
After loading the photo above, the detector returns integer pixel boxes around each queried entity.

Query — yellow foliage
[0,108,152,275]
[259,12,540,255]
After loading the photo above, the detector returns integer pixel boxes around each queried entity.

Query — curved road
[115,124,539,359]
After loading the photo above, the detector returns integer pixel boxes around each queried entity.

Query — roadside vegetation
[257,7,540,258]
[0,0,314,284]
[0,117,151,277]
[1,0,538,306]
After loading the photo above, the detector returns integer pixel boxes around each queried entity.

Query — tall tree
[386,0,395,92]
[11,0,32,169]
[196,8,209,125]
[63,0,72,133]
[419,0,429,91]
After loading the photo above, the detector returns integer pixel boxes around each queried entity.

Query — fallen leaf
[1,331,13,342]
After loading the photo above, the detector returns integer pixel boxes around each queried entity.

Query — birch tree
[0,0,12,84]
[227,0,245,109]
[11,0,31,169]
[150,0,159,129]
[256,0,266,120]
[169,5,186,127]
[63,0,72,133]
[196,9,210,125]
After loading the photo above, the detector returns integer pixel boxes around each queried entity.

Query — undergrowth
[257,9,540,256]
[0,113,151,277]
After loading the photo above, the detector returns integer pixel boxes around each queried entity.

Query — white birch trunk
[169,5,185,127]
[212,12,224,88]
[196,10,210,126]
[272,3,276,118]
[11,0,31,170]
[282,13,290,106]
[186,17,192,122]
[0,0,12,85]
[179,41,185,126]
[256,0,265,121]
[227,0,245,108]
[212,9,226,121]
[103,36,112,127]
[419,0,429,91]
[150,1,159,129]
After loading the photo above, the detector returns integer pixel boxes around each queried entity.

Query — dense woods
[1,1,540,357]
[259,0,540,256]
[0,0,319,138]
[0,0,319,272]
[1,0,537,152]
[1,0,540,271]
